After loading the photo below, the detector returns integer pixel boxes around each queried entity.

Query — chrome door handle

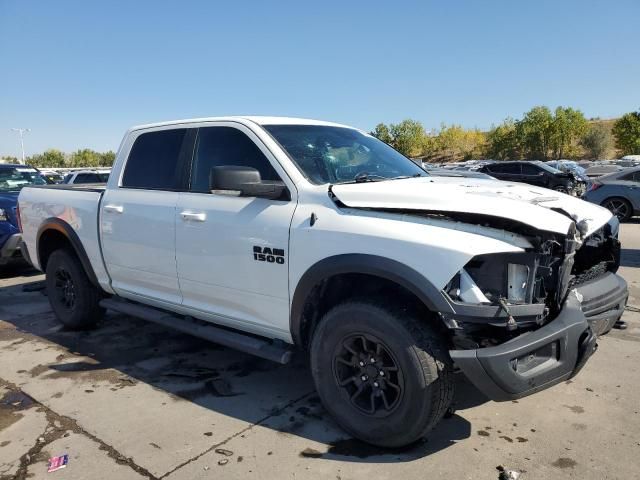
[104,205,124,214]
[180,211,206,222]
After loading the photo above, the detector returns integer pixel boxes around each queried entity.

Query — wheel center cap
[364,365,378,378]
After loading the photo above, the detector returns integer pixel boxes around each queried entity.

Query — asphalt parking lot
[1,228,639,480]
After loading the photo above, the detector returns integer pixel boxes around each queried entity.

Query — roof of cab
[128,116,354,132]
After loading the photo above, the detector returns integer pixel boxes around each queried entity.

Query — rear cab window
[122,129,191,190]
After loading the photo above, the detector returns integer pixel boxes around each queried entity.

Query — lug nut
[373,382,379,388]
[370,358,376,363]
[361,375,367,381]
[379,371,385,376]
[359,361,365,367]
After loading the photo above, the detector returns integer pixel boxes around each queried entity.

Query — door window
[75,173,100,183]
[489,163,520,174]
[521,164,541,175]
[122,129,188,190]
[190,127,280,193]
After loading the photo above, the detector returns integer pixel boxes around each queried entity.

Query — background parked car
[63,169,111,184]
[426,168,495,179]
[584,163,623,178]
[478,160,575,193]
[546,160,590,196]
[39,169,65,184]
[584,166,640,221]
[0,164,48,267]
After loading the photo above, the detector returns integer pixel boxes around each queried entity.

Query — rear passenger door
[175,123,297,338]
[100,127,195,305]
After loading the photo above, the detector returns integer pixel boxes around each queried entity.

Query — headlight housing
[445,252,539,305]
[0,208,7,222]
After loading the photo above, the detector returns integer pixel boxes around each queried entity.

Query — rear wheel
[45,249,104,329]
[602,197,632,222]
[310,300,454,447]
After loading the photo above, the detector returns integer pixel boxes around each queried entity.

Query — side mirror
[210,166,287,200]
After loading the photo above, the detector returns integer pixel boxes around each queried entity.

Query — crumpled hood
[331,176,613,237]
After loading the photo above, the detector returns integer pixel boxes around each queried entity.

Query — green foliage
[432,124,486,161]
[0,156,19,164]
[580,123,613,159]
[371,119,426,157]
[371,123,393,144]
[23,148,115,168]
[515,106,554,159]
[612,110,640,155]
[27,149,66,168]
[549,107,588,159]
[485,118,519,159]
[389,120,426,157]
[487,106,588,160]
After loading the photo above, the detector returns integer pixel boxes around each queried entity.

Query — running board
[99,298,292,364]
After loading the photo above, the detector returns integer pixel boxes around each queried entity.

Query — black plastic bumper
[575,272,627,336]
[451,291,598,401]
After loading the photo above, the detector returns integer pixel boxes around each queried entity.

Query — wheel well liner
[36,218,100,288]
[290,254,452,347]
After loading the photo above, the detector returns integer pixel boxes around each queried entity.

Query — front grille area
[570,224,620,289]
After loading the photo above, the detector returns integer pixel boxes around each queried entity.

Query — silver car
[583,167,640,221]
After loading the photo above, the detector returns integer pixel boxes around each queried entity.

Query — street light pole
[11,128,30,164]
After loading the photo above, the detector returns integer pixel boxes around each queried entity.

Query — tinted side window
[489,163,520,174]
[122,129,188,190]
[75,173,100,183]
[191,127,280,193]
[521,164,540,175]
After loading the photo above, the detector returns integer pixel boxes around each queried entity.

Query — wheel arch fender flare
[36,217,100,288]
[290,254,453,346]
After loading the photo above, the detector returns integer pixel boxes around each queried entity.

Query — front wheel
[45,249,104,329]
[310,301,454,447]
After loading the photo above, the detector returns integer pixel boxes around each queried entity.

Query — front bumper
[0,233,22,265]
[450,272,627,402]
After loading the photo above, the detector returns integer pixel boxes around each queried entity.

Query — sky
[1,0,639,157]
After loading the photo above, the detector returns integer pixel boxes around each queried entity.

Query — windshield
[0,167,47,192]
[532,161,563,174]
[264,125,425,184]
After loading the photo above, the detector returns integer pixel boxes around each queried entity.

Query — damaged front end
[443,215,627,400]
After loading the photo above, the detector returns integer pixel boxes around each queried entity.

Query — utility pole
[11,128,30,164]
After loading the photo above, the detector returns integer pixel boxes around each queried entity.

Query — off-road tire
[45,249,104,329]
[310,300,454,447]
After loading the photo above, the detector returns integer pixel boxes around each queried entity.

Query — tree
[612,110,640,155]
[28,149,67,168]
[389,119,426,157]
[370,123,393,145]
[515,106,554,159]
[485,118,519,159]
[69,149,101,168]
[433,124,486,161]
[99,151,116,167]
[0,156,19,164]
[580,123,613,159]
[549,107,587,159]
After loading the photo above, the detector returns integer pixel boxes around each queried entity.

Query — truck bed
[18,184,113,292]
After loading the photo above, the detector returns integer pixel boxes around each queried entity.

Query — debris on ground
[496,465,521,480]
[215,448,234,456]
[47,454,69,473]
[218,459,229,466]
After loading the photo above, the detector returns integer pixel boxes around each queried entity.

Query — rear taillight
[16,204,22,232]
[589,182,602,192]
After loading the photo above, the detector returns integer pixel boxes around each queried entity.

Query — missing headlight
[507,263,529,303]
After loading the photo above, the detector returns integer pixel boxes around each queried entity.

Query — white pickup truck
[18,117,627,447]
